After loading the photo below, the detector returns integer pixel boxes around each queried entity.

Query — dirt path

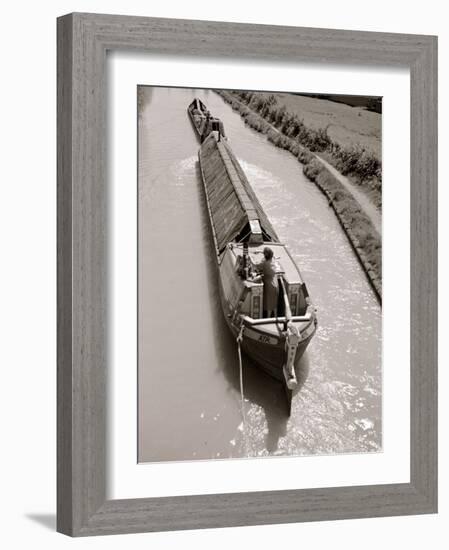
[315,155,382,235]
[265,119,382,235]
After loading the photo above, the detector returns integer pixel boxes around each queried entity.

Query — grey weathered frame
[57,12,438,536]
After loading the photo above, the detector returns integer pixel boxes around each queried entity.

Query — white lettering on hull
[244,328,278,346]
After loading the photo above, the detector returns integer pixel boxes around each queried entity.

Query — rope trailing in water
[236,323,247,447]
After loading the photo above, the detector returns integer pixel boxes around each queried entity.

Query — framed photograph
[57,13,437,536]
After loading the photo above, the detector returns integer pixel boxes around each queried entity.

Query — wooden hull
[239,326,314,380]
[218,277,316,415]
[188,99,226,143]
[187,107,205,140]
[218,276,316,379]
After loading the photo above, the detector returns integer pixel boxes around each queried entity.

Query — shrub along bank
[225,89,382,209]
[216,90,382,302]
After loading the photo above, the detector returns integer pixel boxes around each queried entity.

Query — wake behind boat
[192,99,317,414]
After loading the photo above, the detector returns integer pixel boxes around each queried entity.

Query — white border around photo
[107,52,410,499]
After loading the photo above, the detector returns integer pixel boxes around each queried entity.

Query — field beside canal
[271,93,381,158]
[225,90,382,210]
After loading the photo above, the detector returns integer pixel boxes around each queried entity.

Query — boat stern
[237,307,317,383]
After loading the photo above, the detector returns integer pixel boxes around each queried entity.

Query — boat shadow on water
[195,163,310,455]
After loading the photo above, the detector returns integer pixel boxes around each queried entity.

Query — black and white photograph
[138,86,382,463]
[2,0,442,545]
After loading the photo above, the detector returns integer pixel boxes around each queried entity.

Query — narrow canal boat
[196,112,317,414]
[188,97,226,142]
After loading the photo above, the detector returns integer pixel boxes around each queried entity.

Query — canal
[138,86,382,462]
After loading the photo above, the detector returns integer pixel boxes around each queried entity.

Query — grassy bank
[227,90,382,209]
[216,90,382,302]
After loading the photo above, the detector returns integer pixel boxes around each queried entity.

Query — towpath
[315,155,382,235]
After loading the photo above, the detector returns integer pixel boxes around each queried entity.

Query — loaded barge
[191,98,317,414]
[188,98,226,142]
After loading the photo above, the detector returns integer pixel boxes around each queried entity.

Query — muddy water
[138,86,381,462]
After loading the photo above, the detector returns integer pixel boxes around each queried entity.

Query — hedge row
[231,90,382,204]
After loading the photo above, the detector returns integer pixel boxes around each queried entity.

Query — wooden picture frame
[57,12,438,536]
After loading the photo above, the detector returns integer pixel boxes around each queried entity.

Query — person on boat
[235,254,245,279]
[253,247,279,318]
